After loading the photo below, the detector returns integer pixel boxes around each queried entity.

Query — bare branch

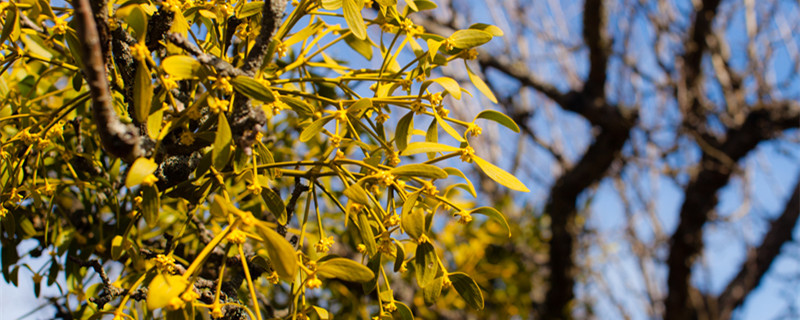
[71,0,142,162]
[582,0,610,100]
[477,54,570,105]
[665,102,800,320]
[717,174,800,319]
[241,0,288,75]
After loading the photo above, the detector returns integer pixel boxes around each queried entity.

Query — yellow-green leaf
[423,276,443,305]
[449,272,484,309]
[434,110,466,142]
[231,76,275,103]
[474,109,519,133]
[300,115,335,142]
[281,96,315,118]
[471,206,511,237]
[401,196,424,240]
[316,257,376,282]
[394,241,406,272]
[65,29,86,71]
[450,29,492,49]
[472,156,529,192]
[110,236,125,260]
[393,302,414,320]
[469,23,504,37]
[169,6,189,37]
[348,98,373,115]
[321,0,343,10]
[466,63,497,103]
[141,185,159,227]
[146,273,188,310]
[426,39,442,61]
[210,195,230,218]
[395,111,413,151]
[425,119,438,159]
[237,1,264,18]
[285,21,324,47]
[401,142,460,156]
[430,77,461,100]
[376,0,397,7]
[261,187,287,224]
[213,114,232,170]
[125,5,149,42]
[412,0,437,11]
[444,168,476,197]
[357,212,377,256]
[344,33,374,60]
[344,183,370,205]
[125,157,158,187]
[162,55,202,80]
[134,62,153,124]
[256,224,298,279]
[415,242,438,287]
[390,164,447,179]
[312,306,330,320]
[0,5,20,45]
[343,0,367,40]
[146,104,163,140]
[403,0,418,11]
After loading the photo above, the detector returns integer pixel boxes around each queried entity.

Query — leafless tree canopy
[420,0,800,318]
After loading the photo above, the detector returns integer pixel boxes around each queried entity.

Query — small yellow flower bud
[212,77,234,95]
[443,38,456,51]
[384,301,397,313]
[330,134,342,148]
[429,92,443,106]
[267,271,280,284]
[306,275,322,289]
[456,211,473,224]
[180,131,195,145]
[167,296,184,310]
[131,42,150,61]
[246,180,263,195]
[141,174,159,187]
[410,100,426,115]
[227,229,248,244]
[385,214,400,227]
[154,254,176,273]
[460,146,475,162]
[162,77,178,91]
[442,274,452,289]
[210,303,224,318]
[315,236,335,253]
[466,123,483,137]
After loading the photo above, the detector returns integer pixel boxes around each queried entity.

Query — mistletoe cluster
[0,0,525,319]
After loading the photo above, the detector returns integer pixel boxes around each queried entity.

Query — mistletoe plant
[0,0,526,319]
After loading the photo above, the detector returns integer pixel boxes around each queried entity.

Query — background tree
[0,0,524,319]
[417,0,800,319]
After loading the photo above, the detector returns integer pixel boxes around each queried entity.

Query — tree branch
[679,0,724,145]
[717,175,800,319]
[418,5,633,318]
[241,0,288,75]
[543,127,632,319]
[582,0,609,100]
[72,0,142,162]
[665,102,800,320]
[477,54,569,105]
[542,1,630,317]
